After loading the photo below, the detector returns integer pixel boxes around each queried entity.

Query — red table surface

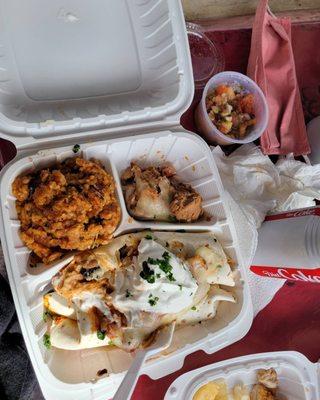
[0,21,319,400]
[132,281,320,400]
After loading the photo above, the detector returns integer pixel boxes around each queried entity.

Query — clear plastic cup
[195,71,269,145]
[186,22,225,90]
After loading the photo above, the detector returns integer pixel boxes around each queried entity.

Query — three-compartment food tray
[0,131,253,400]
[0,1,253,399]
[164,351,320,400]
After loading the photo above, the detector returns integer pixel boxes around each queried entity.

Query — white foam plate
[0,130,253,400]
[165,351,320,400]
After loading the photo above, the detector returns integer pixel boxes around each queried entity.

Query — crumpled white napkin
[213,143,320,228]
[224,191,284,317]
[212,144,320,316]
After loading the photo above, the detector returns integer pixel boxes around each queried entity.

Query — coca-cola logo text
[286,209,316,218]
[250,266,320,283]
[265,207,320,221]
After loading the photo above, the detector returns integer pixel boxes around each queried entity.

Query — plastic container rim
[201,71,269,144]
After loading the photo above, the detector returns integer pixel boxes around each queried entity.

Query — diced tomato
[239,94,254,114]
[214,85,235,100]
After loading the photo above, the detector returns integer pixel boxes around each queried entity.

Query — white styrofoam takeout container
[0,1,253,399]
[165,351,320,400]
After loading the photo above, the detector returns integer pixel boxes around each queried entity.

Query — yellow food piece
[218,120,233,134]
[193,382,219,400]
[193,379,228,400]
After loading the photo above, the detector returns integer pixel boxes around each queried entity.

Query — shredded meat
[257,369,278,390]
[121,163,173,221]
[12,157,121,264]
[121,162,203,222]
[99,305,127,338]
[250,384,275,400]
[170,182,203,222]
[52,251,127,338]
[250,369,279,400]
[52,250,115,300]
[160,163,176,177]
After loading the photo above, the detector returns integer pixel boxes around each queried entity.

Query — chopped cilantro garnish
[42,310,52,322]
[191,306,196,311]
[179,284,182,291]
[156,273,161,278]
[43,334,51,349]
[148,295,159,306]
[216,264,222,269]
[140,261,155,283]
[145,234,153,240]
[159,260,171,272]
[108,340,114,346]
[167,272,176,282]
[97,330,106,340]
[72,144,80,153]
[125,289,132,298]
[162,251,170,261]
[145,252,176,282]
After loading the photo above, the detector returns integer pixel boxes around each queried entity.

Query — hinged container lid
[0,0,194,149]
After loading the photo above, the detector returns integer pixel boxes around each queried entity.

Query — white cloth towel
[212,144,320,316]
